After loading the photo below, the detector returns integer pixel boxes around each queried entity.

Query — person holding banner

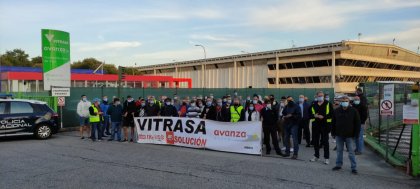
[161,98,179,117]
[186,100,201,118]
[245,103,260,121]
[261,100,285,156]
[228,98,245,122]
[215,98,225,121]
[200,98,216,120]
[145,97,160,117]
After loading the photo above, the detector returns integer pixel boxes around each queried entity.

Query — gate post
[411,92,420,176]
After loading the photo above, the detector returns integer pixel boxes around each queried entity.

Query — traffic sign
[380,100,393,116]
[58,96,65,106]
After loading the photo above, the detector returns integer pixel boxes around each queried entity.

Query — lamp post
[195,44,206,88]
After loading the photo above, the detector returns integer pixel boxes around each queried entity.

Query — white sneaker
[324,159,329,165]
[290,148,294,152]
[310,157,318,162]
[281,147,286,151]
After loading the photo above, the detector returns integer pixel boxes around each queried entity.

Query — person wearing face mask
[228,98,245,122]
[107,98,123,142]
[77,95,91,139]
[160,98,179,117]
[122,95,137,142]
[145,97,161,117]
[325,94,330,102]
[352,96,367,155]
[178,98,189,117]
[221,97,232,122]
[277,96,288,151]
[197,99,204,114]
[309,91,333,165]
[200,98,216,120]
[332,96,361,175]
[136,99,147,117]
[89,98,104,141]
[252,95,264,112]
[298,95,311,147]
[261,100,285,156]
[215,98,225,121]
[245,104,260,121]
[186,100,201,118]
[100,96,112,137]
[282,97,302,159]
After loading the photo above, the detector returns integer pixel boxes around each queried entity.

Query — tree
[71,58,118,74]
[0,49,31,67]
[31,56,42,68]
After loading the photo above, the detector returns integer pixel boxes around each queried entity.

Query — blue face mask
[317,97,324,102]
[341,102,349,107]
[217,102,222,106]
[249,107,254,111]
[353,100,360,105]
[206,102,212,106]
[141,103,146,107]
[82,98,87,102]
[299,98,304,103]
[253,100,258,104]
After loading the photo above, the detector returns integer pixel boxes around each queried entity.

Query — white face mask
[266,104,272,109]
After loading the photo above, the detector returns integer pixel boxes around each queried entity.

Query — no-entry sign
[58,96,65,106]
[380,84,394,116]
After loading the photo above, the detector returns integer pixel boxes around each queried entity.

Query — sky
[0,0,419,67]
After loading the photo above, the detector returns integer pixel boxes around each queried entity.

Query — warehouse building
[137,41,420,93]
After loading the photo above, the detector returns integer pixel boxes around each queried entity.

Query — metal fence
[13,87,333,128]
[364,82,413,167]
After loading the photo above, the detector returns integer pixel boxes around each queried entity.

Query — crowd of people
[76,88,368,174]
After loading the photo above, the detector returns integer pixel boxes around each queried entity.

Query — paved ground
[1,131,419,189]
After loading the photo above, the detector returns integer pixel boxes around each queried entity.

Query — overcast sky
[0,0,419,67]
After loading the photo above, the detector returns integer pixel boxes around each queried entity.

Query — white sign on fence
[134,117,262,155]
[51,87,70,97]
[381,84,394,116]
[403,99,419,124]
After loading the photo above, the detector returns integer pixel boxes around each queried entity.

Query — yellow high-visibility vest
[311,103,332,123]
[89,105,100,123]
[230,106,244,122]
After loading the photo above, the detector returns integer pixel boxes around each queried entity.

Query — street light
[195,44,207,89]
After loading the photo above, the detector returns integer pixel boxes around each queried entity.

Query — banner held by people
[134,117,262,155]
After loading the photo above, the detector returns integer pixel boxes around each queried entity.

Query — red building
[0,66,192,92]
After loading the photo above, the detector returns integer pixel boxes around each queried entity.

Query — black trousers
[312,123,330,159]
[298,119,310,145]
[263,125,281,153]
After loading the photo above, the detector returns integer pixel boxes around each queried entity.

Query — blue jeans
[355,124,364,153]
[285,123,299,155]
[336,136,357,170]
[90,122,102,140]
[102,116,110,134]
[111,122,122,141]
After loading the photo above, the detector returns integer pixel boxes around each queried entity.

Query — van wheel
[35,125,52,139]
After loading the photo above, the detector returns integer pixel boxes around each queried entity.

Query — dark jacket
[332,106,361,138]
[309,101,333,125]
[298,102,310,120]
[353,103,368,124]
[160,105,179,117]
[282,102,302,125]
[107,104,123,122]
[145,104,160,117]
[221,104,231,122]
[261,107,279,126]
[200,105,217,120]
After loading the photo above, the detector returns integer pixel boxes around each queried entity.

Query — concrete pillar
[153,69,157,75]
[201,64,205,88]
[175,66,178,78]
[331,51,336,89]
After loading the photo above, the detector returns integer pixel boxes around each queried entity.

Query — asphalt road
[1,132,419,189]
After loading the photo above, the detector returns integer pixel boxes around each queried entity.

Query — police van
[0,99,59,139]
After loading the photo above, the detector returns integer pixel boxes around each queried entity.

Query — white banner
[134,117,262,155]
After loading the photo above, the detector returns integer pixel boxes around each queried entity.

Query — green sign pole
[411,92,420,176]
[42,29,71,90]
